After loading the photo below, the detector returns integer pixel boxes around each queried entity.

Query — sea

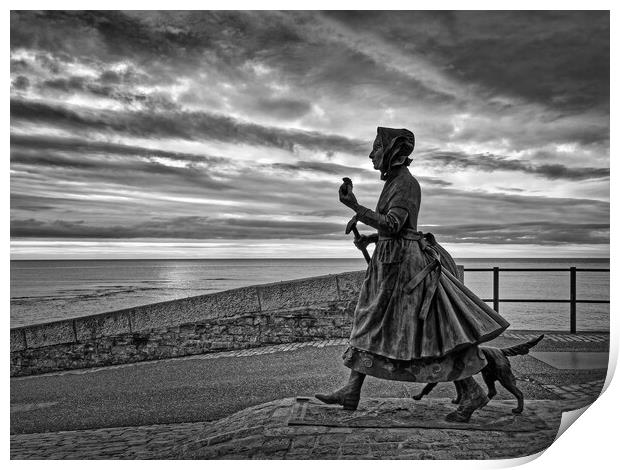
[10,258,610,331]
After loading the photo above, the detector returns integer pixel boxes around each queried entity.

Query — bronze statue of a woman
[316,127,510,422]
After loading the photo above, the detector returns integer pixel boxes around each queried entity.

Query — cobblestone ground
[10,422,215,459]
[11,397,581,460]
[10,331,609,460]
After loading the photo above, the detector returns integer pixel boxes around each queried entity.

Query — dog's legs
[445,377,489,423]
[413,382,438,400]
[499,374,524,414]
[481,368,497,399]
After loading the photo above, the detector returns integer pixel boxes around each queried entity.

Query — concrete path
[10,331,609,459]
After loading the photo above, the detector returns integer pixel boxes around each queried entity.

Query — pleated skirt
[345,236,509,382]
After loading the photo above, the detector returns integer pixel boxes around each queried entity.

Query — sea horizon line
[10,257,611,262]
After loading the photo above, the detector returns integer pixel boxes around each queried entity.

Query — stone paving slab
[530,352,609,370]
[539,379,605,400]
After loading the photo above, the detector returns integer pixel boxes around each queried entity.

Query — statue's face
[369,135,383,170]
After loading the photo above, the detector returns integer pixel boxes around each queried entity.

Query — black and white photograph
[9,8,611,461]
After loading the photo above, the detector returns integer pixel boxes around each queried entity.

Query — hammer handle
[351,226,371,264]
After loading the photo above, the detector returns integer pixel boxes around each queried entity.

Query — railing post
[570,267,577,333]
[493,267,500,313]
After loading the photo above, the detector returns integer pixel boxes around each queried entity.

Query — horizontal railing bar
[572,269,610,272]
[464,268,609,272]
[460,265,609,332]
[483,300,610,303]
[464,268,567,272]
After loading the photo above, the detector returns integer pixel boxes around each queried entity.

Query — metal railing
[463,267,610,333]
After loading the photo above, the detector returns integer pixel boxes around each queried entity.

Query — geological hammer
[345,216,371,264]
[342,177,371,264]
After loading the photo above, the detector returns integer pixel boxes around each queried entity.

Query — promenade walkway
[11,331,610,459]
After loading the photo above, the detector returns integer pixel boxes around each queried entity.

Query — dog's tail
[501,334,545,357]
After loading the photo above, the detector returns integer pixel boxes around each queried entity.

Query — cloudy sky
[10,10,609,259]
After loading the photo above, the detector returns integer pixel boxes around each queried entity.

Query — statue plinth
[289,397,553,432]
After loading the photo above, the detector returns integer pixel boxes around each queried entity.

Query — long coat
[344,166,509,383]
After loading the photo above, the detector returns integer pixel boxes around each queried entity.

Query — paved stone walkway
[503,332,608,343]
[10,331,609,459]
[10,377,605,460]
[13,332,609,380]
[12,397,583,460]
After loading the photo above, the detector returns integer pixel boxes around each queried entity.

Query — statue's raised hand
[339,181,358,210]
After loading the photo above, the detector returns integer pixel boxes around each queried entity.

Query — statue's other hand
[338,184,358,209]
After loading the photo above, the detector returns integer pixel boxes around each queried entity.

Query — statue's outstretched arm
[354,206,408,236]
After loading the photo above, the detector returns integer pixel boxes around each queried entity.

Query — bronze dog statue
[413,335,544,414]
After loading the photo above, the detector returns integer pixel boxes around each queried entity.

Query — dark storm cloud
[11,149,223,178]
[419,150,609,181]
[10,99,367,154]
[10,11,457,109]
[11,11,195,60]
[10,152,234,195]
[10,194,142,214]
[10,136,236,196]
[9,135,451,202]
[12,75,30,90]
[10,134,223,164]
[11,216,609,246]
[421,187,610,225]
[272,160,452,186]
[10,194,117,213]
[425,222,609,245]
[449,118,610,150]
[10,216,343,240]
[10,194,61,211]
[326,11,609,112]
[11,11,609,114]
[534,164,609,181]
[10,11,302,77]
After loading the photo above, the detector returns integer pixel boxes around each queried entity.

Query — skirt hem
[342,345,487,383]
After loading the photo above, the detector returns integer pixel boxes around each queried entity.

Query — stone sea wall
[10,271,367,377]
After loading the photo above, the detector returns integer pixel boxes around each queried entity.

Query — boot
[445,377,489,423]
[315,370,366,410]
